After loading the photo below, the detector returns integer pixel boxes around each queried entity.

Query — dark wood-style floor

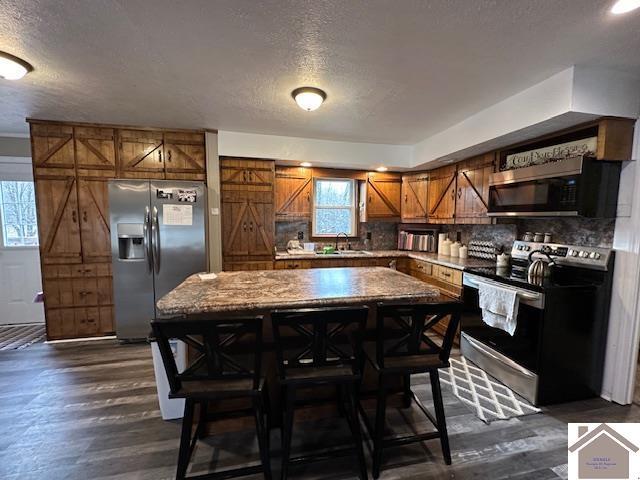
[1,340,638,480]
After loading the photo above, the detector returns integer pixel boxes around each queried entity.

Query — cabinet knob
[71,210,77,223]
[158,150,162,163]
[82,211,88,222]
[458,188,462,199]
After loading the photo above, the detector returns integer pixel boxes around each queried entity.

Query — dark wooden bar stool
[271,307,369,480]
[152,315,272,480]
[358,300,462,479]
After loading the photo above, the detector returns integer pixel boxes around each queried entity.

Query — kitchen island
[157,266,442,316]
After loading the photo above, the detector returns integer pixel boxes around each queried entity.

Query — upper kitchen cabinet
[274,166,312,220]
[454,153,495,224]
[401,172,429,223]
[74,127,117,178]
[427,164,457,223]
[117,129,166,179]
[163,131,206,181]
[360,171,402,221]
[220,157,275,191]
[30,123,76,177]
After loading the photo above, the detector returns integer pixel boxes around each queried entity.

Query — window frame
[0,180,39,249]
[311,177,358,238]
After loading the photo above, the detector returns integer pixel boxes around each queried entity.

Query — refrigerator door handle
[144,206,152,273]
[152,206,160,274]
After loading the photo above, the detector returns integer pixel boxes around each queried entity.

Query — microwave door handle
[144,206,152,273]
[152,206,160,274]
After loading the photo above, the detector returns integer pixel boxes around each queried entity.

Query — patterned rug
[439,356,541,423]
[0,324,46,351]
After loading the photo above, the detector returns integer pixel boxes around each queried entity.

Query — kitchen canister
[441,238,452,256]
[459,244,468,259]
[523,231,533,241]
[450,241,461,257]
[533,232,544,242]
[496,252,510,267]
[438,233,448,254]
[543,233,553,243]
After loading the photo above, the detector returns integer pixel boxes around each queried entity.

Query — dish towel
[478,282,520,336]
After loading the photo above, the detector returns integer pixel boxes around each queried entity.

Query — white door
[0,157,44,325]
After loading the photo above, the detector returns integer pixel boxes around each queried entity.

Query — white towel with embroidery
[478,282,520,336]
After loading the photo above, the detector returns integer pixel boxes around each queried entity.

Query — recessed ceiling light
[611,0,640,14]
[292,87,326,111]
[0,51,33,80]
[376,166,388,172]
[300,162,312,167]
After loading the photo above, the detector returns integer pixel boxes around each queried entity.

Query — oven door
[460,274,545,404]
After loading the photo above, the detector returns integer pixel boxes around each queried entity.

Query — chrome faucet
[335,232,350,250]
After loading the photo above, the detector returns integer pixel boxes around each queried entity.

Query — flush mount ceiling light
[0,51,33,80]
[300,162,312,167]
[292,87,326,111]
[611,0,640,14]
[376,166,388,172]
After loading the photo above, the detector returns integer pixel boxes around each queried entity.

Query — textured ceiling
[1,0,640,142]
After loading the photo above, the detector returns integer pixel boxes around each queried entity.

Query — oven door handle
[464,276,541,302]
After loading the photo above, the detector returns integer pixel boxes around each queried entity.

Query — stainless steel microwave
[487,156,621,218]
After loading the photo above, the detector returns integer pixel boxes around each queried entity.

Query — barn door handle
[404,194,408,203]
[249,171,253,182]
[458,188,462,199]
[451,189,455,200]
[243,171,247,182]
[158,150,162,163]
[249,221,254,232]
[72,210,77,223]
[243,222,247,232]
[167,150,172,163]
[82,211,88,222]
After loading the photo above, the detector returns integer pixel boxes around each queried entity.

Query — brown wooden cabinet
[427,164,457,223]
[221,158,275,271]
[275,166,312,220]
[118,129,165,179]
[455,153,495,224]
[34,176,83,265]
[77,178,112,263]
[164,131,206,181]
[30,120,207,339]
[74,127,117,178]
[401,172,429,223]
[360,172,402,221]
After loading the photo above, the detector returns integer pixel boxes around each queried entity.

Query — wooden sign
[505,137,597,170]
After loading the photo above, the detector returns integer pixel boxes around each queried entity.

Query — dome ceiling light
[292,87,326,111]
[0,51,33,80]
[611,0,640,14]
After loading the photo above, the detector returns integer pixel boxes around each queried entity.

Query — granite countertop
[156,267,441,316]
[275,249,494,271]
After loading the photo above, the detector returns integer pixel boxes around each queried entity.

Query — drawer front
[410,259,433,276]
[43,263,111,279]
[433,265,462,286]
[75,307,101,336]
[73,278,99,305]
[276,260,311,270]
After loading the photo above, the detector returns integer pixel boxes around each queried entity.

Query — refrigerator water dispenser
[117,223,145,260]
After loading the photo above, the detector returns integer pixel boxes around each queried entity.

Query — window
[0,181,38,247]
[312,178,357,237]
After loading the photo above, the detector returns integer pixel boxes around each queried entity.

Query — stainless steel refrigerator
[108,180,207,340]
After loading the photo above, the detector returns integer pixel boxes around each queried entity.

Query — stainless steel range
[460,240,615,405]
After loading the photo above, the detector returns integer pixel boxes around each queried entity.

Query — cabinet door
[35,177,82,264]
[118,129,165,179]
[275,166,312,220]
[164,131,206,181]
[220,157,274,191]
[455,153,495,223]
[365,172,402,218]
[77,178,111,263]
[74,127,117,177]
[246,197,275,256]
[427,165,457,222]
[30,123,75,177]
[222,194,250,256]
[401,173,429,222]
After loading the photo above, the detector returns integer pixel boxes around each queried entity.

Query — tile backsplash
[275,220,397,251]
[276,217,616,252]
